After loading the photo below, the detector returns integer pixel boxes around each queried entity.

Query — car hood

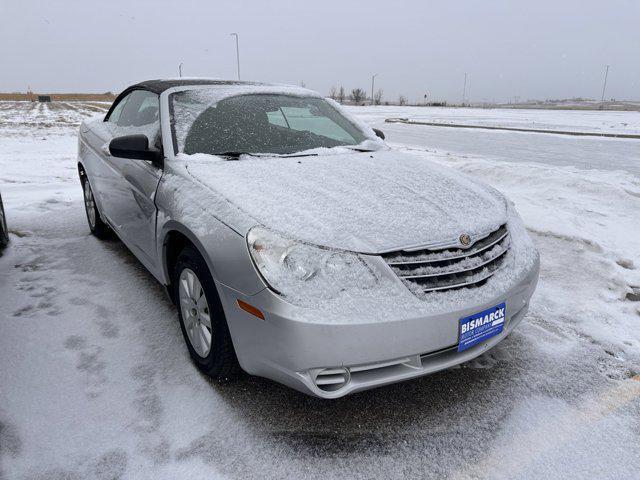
[184,150,507,254]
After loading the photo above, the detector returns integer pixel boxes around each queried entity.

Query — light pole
[178,62,183,78]
[601,65,610,102]
[462,72,468,106]
[230,33,241,80]
[371,74,378,105]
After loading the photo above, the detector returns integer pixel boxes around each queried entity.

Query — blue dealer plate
[458,302,506,352]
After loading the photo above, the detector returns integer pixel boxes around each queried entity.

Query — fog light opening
[314,367,350,392]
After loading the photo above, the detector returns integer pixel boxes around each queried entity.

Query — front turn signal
[237,299,265,320]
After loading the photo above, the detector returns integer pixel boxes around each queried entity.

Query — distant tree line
[329,85,378,105]
[327,85,446,107]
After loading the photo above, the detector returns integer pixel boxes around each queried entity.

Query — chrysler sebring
[77,79,539,398]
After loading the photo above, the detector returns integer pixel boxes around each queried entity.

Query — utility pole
[179,63,183,77]
[230,33,241,80]
[601,65,610,102]
[371,74,378,105]
[462,72,468,106]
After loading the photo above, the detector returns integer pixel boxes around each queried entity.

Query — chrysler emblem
[459,234,471,247]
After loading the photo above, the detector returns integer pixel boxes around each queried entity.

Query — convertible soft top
[131,78,269,94]
[103,78,310,122]
[105,79,273,121]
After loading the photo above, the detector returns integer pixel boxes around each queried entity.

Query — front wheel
[173,245,241,380]
[81,177,111,239]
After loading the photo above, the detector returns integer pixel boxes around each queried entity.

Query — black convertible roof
[131,78,269,94]
[105,78,284,122]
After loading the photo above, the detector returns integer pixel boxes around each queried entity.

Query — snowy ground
[347,106,640,176]
[347,105,640,135]
[1,101,640,479]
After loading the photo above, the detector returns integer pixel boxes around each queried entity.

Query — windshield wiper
[345,146,377,153]
[215,151,319,159]
[277,152,319,158]
[214,151,252,159]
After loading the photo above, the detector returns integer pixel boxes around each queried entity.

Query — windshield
[171,90,370,156]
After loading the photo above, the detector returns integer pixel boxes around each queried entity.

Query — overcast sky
[1,0,638,102]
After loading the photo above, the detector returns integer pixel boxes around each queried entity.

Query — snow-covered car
[77,79,539,398]
[0,191,9,251]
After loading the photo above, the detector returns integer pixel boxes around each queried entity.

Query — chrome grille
[383,224,510,294]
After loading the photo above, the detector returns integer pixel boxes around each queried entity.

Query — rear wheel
[173,245,240,380]
[0,194,9,250]
[81,176,111,239]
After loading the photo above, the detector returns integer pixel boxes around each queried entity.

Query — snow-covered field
[1,101,640,479]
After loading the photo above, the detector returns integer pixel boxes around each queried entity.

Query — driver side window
[117,90,159,128]
[107,90,161,147]
[107,95,128,124]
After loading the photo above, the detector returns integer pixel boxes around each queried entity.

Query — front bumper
[218,255,540,399]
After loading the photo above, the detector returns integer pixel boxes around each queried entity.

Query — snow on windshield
[171,86,381,156]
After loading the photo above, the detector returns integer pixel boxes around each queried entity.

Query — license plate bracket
[458,302,506,352]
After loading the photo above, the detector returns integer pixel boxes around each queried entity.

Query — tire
[173,245,241,380]
[81,176,111,239]
[0,193,9,250]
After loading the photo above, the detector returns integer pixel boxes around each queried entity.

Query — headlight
[247,226,377,301]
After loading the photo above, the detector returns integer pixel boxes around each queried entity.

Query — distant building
[37,95,52,102]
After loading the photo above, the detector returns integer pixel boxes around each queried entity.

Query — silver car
[78,79,539,398]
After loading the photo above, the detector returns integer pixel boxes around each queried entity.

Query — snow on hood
[183,149,507,253]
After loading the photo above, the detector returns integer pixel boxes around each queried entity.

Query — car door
[83,92,130,217]
[96,89,163,273]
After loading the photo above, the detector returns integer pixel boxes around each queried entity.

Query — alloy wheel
[178,268,213,357]
[83,182,96,229]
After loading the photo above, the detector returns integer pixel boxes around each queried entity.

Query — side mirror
[372,128,385,140]
[109,134,162,163]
